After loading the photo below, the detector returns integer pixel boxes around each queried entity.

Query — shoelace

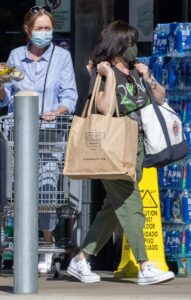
[145,261,160,272]
[144,261,158,271]
[79,261,92,273]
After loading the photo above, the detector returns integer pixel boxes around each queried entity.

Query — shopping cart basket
[0,114,82,277]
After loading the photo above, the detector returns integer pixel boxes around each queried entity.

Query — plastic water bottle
[149,56,157,74]
[167,22,178,56]
[161,58,169,87]
[158,166,170,188]
[184,57,191,88]
[174,23,191,56]
[164,189,173,222]
[186,158,191,190]
[172,191,182,223]
[168,58,179,89]
[169,227,181,256]
[168,162,183,189]
[4,216,14,240]
[153,56,168,87]
[185,96,191,122]
[162,224,166,245]
[182,189,191,223]
[185,224,191,254]
[156,23,169,56]
[183,97,187,123]
[1,224,7,247]
[178,58,185,89]
[159,190,165,220]
[168,94,184,121]
[164,225,171,256]
[152,24,160,55]
[153,56,164,83]
[175,228,182,255]
[168,162,182,188]
[183,123,191,154]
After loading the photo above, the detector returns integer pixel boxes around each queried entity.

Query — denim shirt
[3,42,78,114]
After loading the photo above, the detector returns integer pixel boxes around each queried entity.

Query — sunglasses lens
[30,6,51,15]
[42,6,51,13]
[30,6,40,15]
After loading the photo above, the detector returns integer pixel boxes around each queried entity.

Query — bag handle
[81,99,90,118]
[87,72,119,117]
[80,75,101,118]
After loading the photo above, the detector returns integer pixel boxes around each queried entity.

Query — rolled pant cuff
[82,247,98,257]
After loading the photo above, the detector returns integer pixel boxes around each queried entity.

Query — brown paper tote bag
[63,73,138,181]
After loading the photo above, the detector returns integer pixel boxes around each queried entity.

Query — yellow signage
[114,168,168,278]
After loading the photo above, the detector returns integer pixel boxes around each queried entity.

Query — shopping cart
[0,114,82,278]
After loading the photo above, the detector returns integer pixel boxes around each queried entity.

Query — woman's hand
[97,61,113,78]
[41,111,58,121]
[135,62,165,105]
[42,106,68,121]
[134,63,150,81]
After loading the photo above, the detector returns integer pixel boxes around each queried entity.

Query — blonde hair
[24,11,55,39]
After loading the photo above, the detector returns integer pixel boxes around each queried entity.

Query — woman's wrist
[146,77,157,89]
[54,110,59,116]
[55,106,68,116]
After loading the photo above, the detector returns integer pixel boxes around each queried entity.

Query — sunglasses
[30,6,51,15]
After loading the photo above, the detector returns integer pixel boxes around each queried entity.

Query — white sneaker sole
[138,271,175,285]
[67,265,101,283]
[38,268,51,274]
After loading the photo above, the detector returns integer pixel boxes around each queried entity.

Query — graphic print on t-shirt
[117,75,150,113]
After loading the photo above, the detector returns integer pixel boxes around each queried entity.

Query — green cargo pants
[82,135,148,262]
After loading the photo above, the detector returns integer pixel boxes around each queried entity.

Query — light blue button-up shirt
[3,42,78,114]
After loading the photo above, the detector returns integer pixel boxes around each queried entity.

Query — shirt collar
[24,42,54,61]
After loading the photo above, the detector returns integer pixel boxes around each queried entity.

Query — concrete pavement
[0,271,191,299]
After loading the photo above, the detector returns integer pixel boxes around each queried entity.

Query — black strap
[40,44,55,115]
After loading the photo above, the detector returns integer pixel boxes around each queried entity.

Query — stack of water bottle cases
[142,22,191,276]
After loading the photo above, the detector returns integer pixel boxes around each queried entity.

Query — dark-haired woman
[0,6,77,273]
[67,20,174,285]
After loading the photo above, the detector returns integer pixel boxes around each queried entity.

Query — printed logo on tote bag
[172,121,179,136]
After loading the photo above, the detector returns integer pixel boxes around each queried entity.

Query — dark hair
[91,20,138,67]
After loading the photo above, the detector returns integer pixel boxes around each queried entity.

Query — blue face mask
[31,30,53,48]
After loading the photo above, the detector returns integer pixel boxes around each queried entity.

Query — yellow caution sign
[114,167,168,278]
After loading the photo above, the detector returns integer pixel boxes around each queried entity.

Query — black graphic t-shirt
[88,66,151,131]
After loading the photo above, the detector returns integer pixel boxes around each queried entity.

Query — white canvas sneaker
[67,257,101,283]
[138,262,175,285]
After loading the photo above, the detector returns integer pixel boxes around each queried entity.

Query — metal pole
[182,0,189,22]
[13,91,39,294]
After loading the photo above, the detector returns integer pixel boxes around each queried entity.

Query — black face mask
[123,44,138,63]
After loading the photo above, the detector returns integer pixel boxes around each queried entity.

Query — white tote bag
[141,84,189,168]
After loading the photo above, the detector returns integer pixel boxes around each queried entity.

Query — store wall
[74,0,114,103]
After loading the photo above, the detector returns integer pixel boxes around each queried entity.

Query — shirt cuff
[60,98,77,114]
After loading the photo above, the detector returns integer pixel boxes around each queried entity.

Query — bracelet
[146,78,157,89]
